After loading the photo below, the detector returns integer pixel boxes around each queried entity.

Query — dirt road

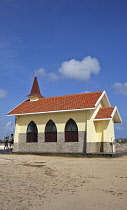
[0,154,127,210]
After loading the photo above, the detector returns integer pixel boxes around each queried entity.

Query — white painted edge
[111,106,122,123]
[104,91,111,107]
[93,118,111,121]
[94,91,105,107]
[7,100,28,116]
[111,106,117,118]
[94,91,111,108]
[7,107,95,116]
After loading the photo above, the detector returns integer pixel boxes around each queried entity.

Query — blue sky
[0,0,127,139]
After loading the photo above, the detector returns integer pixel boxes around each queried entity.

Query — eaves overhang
[93,118,112,121]
[7,90,106,117]
[7,107,95,116]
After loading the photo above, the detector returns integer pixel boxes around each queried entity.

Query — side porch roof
[93,107,122,123]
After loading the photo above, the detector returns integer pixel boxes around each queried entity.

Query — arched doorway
[27,121,38,142]
[65,118,78,142]
[45,120,57,142]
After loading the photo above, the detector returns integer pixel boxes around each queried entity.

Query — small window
[27,121,38,142]
[45,120,57,142]
[65,119,78,142]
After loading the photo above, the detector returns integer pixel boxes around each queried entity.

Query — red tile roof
[7,91,103,115]
[94,107,115,119]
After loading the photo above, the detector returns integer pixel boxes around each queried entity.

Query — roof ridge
[7,91,104,115]
[99,107,115,109]
[38,91,103,100]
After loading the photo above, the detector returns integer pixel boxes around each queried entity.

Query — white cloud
[115,124,124,131]
[59,56,100,80]
[0,120,15,139]
[113,82,127,95]
[36,68,59,81]
[6,122,12,127]
[35,56,100,82]
[83,90,91,93]
[5,121,14,133]
[48,73,59,81]
[0,89,7,98]
[36,68,46,77]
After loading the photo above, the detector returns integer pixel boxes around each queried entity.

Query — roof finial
[27,76,44,99]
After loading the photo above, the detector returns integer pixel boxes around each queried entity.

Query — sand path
[0,154,127,210]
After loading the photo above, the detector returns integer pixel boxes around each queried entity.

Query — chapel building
[7,76,122,153]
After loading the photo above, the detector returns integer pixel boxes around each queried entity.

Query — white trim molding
[7,107,95,116]
[94,91,111,108]
[111,106,122,123]
[93,118,111,121]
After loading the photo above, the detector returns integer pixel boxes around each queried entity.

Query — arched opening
[45,120,57,142]
[65,119,78,142]
[27,121,38,142]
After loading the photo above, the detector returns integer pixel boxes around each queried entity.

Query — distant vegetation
[115,138,127,143]
[0,139,4,143]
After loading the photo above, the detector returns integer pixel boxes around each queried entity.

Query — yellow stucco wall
[14,98,115,144]
[14,110,87,142]
[94,119,115,143]
[86,102,103,142]
[103,119,115,142]
[94,120,104,142]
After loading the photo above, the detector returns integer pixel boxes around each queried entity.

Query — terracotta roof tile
[94,107,115,119]
[7,91,103,115]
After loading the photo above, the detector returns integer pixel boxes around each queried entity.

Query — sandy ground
[0,154,127,210]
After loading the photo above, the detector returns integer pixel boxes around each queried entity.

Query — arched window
[45,120,57,142]
[65,119,78,142]
[27,121,38,142]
